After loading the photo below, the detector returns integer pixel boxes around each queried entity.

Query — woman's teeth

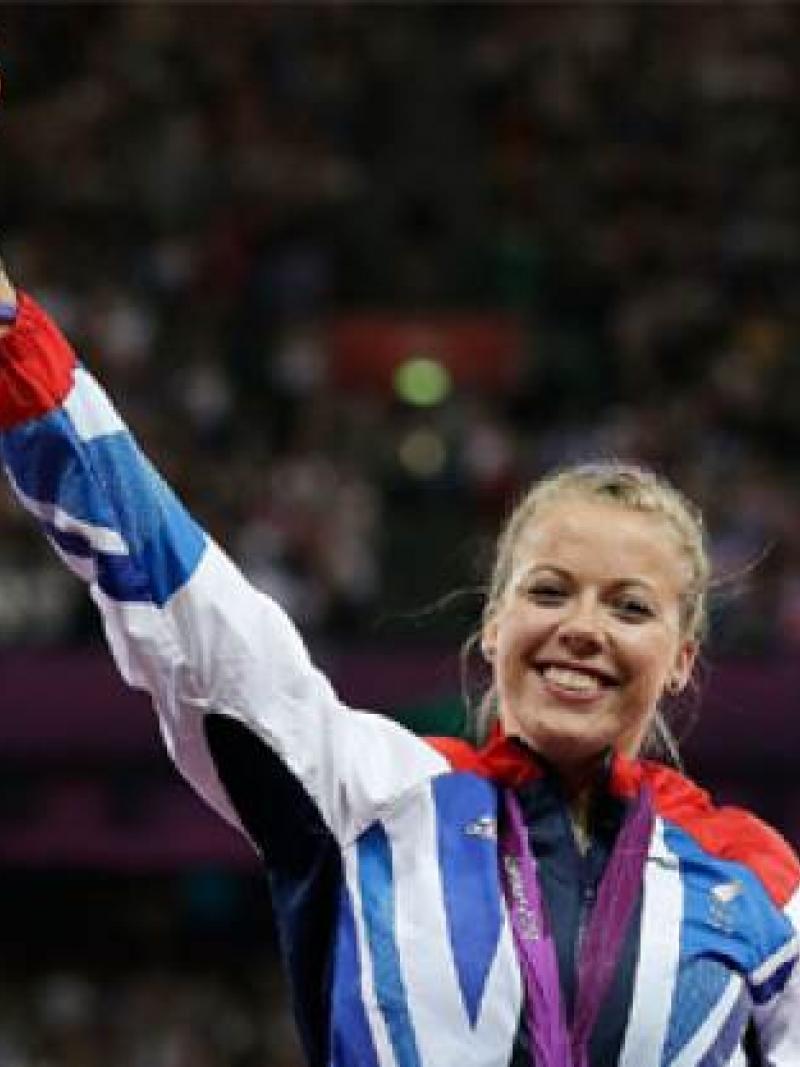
[541,665,603,693]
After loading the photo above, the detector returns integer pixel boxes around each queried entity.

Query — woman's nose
[557,601,604,656]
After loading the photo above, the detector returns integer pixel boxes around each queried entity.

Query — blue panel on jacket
[432,774,503,1027]
[2,409,204,604]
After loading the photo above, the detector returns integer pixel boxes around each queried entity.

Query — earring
[666,678,682,696]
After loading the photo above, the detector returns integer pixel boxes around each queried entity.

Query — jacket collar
[429,721,649,798]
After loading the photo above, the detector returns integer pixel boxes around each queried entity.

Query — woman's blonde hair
[471,460,710,763]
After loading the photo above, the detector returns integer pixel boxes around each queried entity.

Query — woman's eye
[614,598,654,621]
[526,585,567,604]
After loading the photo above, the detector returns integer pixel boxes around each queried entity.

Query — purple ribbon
[0,301,18,326]
[501,784,654,1067]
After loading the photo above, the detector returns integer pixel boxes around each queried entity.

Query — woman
[1,264,798,1066]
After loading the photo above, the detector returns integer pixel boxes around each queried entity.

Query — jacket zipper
[575,880,596,966]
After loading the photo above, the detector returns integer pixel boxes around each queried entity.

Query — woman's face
[483,498,697,776]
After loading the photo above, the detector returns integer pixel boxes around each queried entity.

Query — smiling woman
[475,471,705,872]
[480,467,707,788]
[1,259,800,1066]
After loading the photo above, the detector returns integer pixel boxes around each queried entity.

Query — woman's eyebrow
[511,563,571,584]
[610,578,659,594]
[512,567,661,593]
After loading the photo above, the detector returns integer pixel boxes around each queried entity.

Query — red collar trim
[426,723,649,796]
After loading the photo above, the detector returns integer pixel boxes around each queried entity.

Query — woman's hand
[0,258,18,338]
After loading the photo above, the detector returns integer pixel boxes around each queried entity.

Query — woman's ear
[668,639,698,694]
[481,617,498,662]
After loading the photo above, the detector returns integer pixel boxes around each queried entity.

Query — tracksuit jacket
[1,293,799,1067]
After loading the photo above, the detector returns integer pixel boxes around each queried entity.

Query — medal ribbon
[501,784,654,1067]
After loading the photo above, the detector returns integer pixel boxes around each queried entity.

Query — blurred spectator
[0,966,305,1067]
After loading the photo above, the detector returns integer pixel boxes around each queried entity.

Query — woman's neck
[556,753,610,855]
[501,730,617,852]
[568,787,595,855]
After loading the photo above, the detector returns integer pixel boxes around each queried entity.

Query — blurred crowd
[0,872,303,1067]
[1,3,799,653]
[0,968,302,1067]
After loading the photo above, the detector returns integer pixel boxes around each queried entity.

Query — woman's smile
[535,660,619,703]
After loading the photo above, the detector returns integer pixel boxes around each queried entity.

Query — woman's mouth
[535,662,619,701]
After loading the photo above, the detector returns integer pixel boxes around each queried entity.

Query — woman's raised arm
[0,264,447,848]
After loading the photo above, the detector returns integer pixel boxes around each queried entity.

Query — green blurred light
[393,356,451,407]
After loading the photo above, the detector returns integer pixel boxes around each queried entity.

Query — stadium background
[1,5,800,1064]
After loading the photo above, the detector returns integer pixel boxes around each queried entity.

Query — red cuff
[0,291,77,430]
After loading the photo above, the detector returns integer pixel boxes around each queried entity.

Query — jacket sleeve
[0,293,447,846]
[752,889,800,1065]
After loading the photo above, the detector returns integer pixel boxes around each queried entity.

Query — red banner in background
[329,313,525,393]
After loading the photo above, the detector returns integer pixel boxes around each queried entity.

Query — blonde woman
[1,263,798,1066]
